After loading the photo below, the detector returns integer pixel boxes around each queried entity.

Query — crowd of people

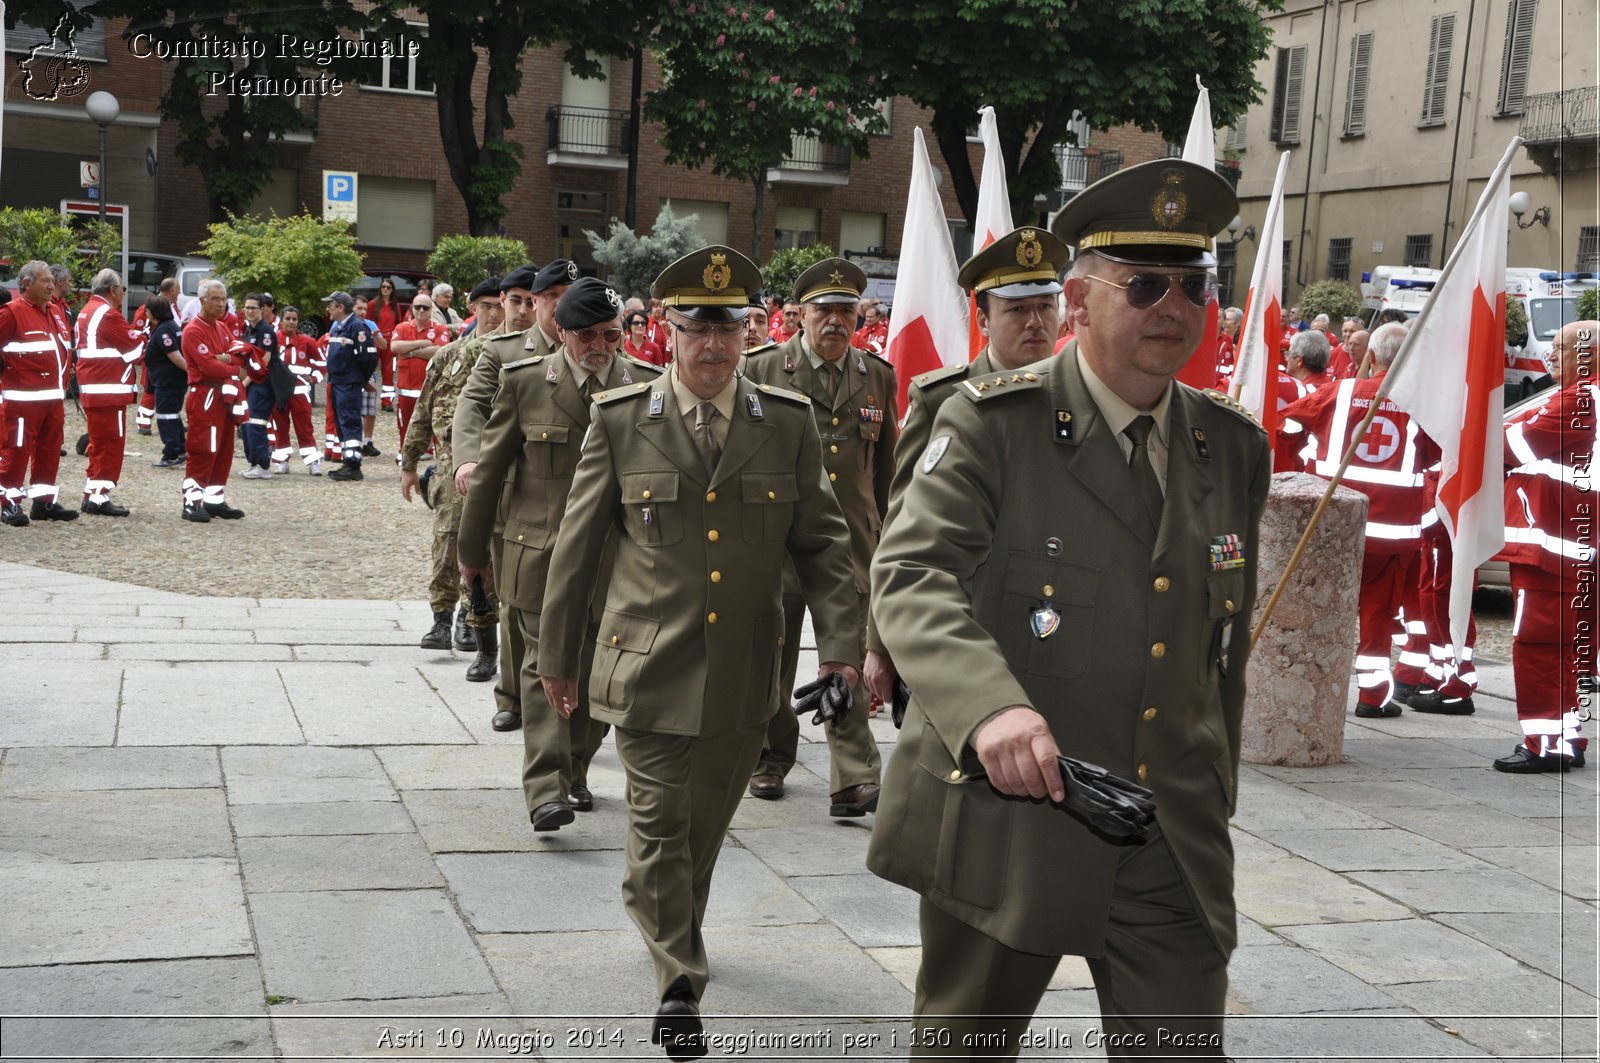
[0,152,1591,1060]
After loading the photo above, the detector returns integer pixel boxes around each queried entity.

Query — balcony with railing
[766,136,852,185]
[546,106,631,169]
[1046,146,1124,210]
[1519,86,1599,174]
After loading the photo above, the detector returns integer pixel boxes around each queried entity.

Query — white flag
[1182,74,1215,169]
[1231,151,1292,447]
[969,106,1015,357]
[886,127,969,415]
[1387,138,1517,654]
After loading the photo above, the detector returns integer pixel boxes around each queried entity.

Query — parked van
[1358,265,1442,325]
[1505,272,1598,398]
[125,251,216,316]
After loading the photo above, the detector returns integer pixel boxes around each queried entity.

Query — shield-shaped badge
[1030,603,1061,640]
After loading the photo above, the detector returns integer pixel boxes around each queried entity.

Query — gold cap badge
[1150,169,1189,230]
[702,253,731,291]
[1015,230,1044,268]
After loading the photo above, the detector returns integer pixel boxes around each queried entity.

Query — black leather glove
[1056,755,1157,842]
[469,575,493,619]
[793,672,853,727]
[890,678,912,729]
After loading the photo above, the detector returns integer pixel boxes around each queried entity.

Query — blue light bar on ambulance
[1539,272,1597,282]
[1391,280,1437,290]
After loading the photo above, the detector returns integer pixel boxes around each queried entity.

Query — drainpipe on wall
[1296,0,1332,290]
[1439,0,1478,266]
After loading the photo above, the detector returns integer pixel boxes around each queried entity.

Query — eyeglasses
[1085,272,1218,310]
[413,304,433,312]
[672,321,746,338]
[571,327,624,345]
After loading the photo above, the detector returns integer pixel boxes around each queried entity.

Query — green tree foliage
[858,0,1281,228]
[0,208,122,292]
[1299,280,1362,324]
[426,236,530,295]
[197,213,362,314]
[646,0,886,259]
[1578,288,1600,322]
[763,244,835,303]
[81,1,375,222]
[1504,296,1529,348]
[585,202,704,300]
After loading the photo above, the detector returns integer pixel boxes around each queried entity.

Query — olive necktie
[694,400,721,478]
[1123,415,1164,535]
[823,361,841,405]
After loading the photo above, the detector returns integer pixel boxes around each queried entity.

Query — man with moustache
[863,225,1070,707]
[458,278,660,828]
[539,246,858,1059]
[742,257,897,817]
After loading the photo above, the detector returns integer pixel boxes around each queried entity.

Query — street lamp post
[85,91,121,223]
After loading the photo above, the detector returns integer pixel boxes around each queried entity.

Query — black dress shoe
[152,456,184,468]
[203,501,245,519]
[328,464,364,481]
[1392,682,1421,703]
[1354,700,1403,718]
[653,978,705,1061]
[1493,744,1581,773]
[568,785,594,812]
[1407,688,1476,715]
[530,800,575,832]
[490,709,522,732]
[75,432,90,456]
[181,502,211,523]
[362,441,381,457]
[82,500,130,517]
[829,783,881,818]
[30,500,79,521]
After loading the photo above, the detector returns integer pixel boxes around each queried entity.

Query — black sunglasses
[1085,272,1218,310]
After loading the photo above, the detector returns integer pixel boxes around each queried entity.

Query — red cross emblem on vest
[1355,415,1402,464]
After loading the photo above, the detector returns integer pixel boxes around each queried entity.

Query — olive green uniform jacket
[451,325,558,474]
[866,347,1270,959]
[741,334,898,594]
[540,375,862,737]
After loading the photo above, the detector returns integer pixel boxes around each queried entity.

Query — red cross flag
[1229,151,1292,449]
[1386,137,1517,654]
[969,106,1015,358]
[885,127,969,415]
[1175,75,1222,391]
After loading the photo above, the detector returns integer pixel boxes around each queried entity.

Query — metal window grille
[1578,226,1600,272]
[1404,234,1434,268]
[1282,239,1293,298]
[1217,243,1238,308]
[1327,238,1353,283]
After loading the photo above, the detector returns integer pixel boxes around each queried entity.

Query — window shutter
[1344,32,1374,135]
[1282,46,1306,143]
[1225,116,1247,151]
[1498,0,1538,115]
[1421,15,1455,126]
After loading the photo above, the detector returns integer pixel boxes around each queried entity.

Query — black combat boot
[419,610,452,650]
[453,604,477,651]
[465,623,498,683]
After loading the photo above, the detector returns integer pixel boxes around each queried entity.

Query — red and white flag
[1176,75,1221,390]
[969,106,1014,358]
[885,127,968,414]
[1387,137,1517,653]
[1230,151,1292,448]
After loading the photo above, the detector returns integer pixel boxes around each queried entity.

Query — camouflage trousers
[429,484,499,628]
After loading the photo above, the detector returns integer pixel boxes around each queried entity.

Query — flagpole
[1252,136,1524,644]
[1229,152,1291,405]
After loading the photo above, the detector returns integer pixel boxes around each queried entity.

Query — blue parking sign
[323,170,358,222]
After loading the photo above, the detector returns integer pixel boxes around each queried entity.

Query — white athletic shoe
[308,458,323,476]
[242,465,273,479]
[271,461,289,474]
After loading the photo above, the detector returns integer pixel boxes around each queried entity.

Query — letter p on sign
[323,170,358,224]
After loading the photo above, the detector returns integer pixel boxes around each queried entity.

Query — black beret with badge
[957,226,1070,297]
[1049,158,1237,269]
[500,264,541,293]
[793,256,866,304]
[469,277,500,302]
[555,277,625,329]
[532,259,580,293]
[650,245,761,322]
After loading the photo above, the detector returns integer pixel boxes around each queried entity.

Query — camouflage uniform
[402,327,502,629]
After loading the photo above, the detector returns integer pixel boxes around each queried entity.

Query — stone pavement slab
[250,889,498,1003]
[229,799,415,838]
[1256,826,1484,871]
[1231,830,1411,927]
[1275,918,1526,984]
[0,957,271,1060]
[119,663,303,745]
[0,854,252,967]
[0,660,121,746]
[786,873,920,948]
[0,745,220,791]
[1466,843,1600,899]
[729,819,877,878]
[279,662,473,745]
[404,787,629,853]
[1224,1013,1491,1059]
[1350,866,1568,913]
[1437,909,1600,997]
[1382,971,1598,1060]
[222,745,395,804]
[377,743,524,790]
[1368,800,1573,849]
[1226,942,1399,1014]
[0,788,233,861]
[270,995,515,1060]
[109,641,297,661]
[238,833,444,892]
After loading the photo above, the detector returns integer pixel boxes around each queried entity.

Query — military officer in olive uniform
[868,160,1270,1058]
[458,278,660,830]
[539,246,860,1059]
[863,227,1071,705]
[452,262,570,731]
[741,257,897,816]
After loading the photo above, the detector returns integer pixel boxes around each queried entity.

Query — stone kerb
[1243,472,1368,766]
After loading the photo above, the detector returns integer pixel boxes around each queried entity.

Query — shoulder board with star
[912,362,972,391]
[1202,388,1265,430]
[620,353,664,376]
[503,355,546,372]
[483,330,529,350]
[593,380,654,405]
[743,340,779,358]
[961,369,1045,401]
[756,383,810,406]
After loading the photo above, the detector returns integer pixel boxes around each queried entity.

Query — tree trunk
[750,174,767,263]
[427,14,486,235]
[625,44,643,230]
[929,115,979,232]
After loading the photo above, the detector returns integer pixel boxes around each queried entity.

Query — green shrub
[585,203,704,300]
[426,236,530,295]
[1299,279,1362,324]
[197,213,362,313]
[763,244,836,304]
[1504,296,1529,347]
[1578,288,1600,321]
[0,207,121,293]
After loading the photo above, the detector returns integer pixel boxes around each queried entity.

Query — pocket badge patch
[922,434,951,473]
[1030,603,1061,640]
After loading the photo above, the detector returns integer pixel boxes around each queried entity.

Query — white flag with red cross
[1387,138,1516,654]
[969,106,1015,359]
[1176,75,1222,390]
[885,127,969,415]
[1230,151,1292,448]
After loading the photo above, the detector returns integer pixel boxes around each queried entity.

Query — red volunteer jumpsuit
[272,330,325,469]
[0,296,71,507]
[1281,372,1441,710]
[181,314,245,507]
[74,294,145,505]
[1499,379,1595,760]
[370,299,402,408]
[131,302,157,432]
[390,318,451,445]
